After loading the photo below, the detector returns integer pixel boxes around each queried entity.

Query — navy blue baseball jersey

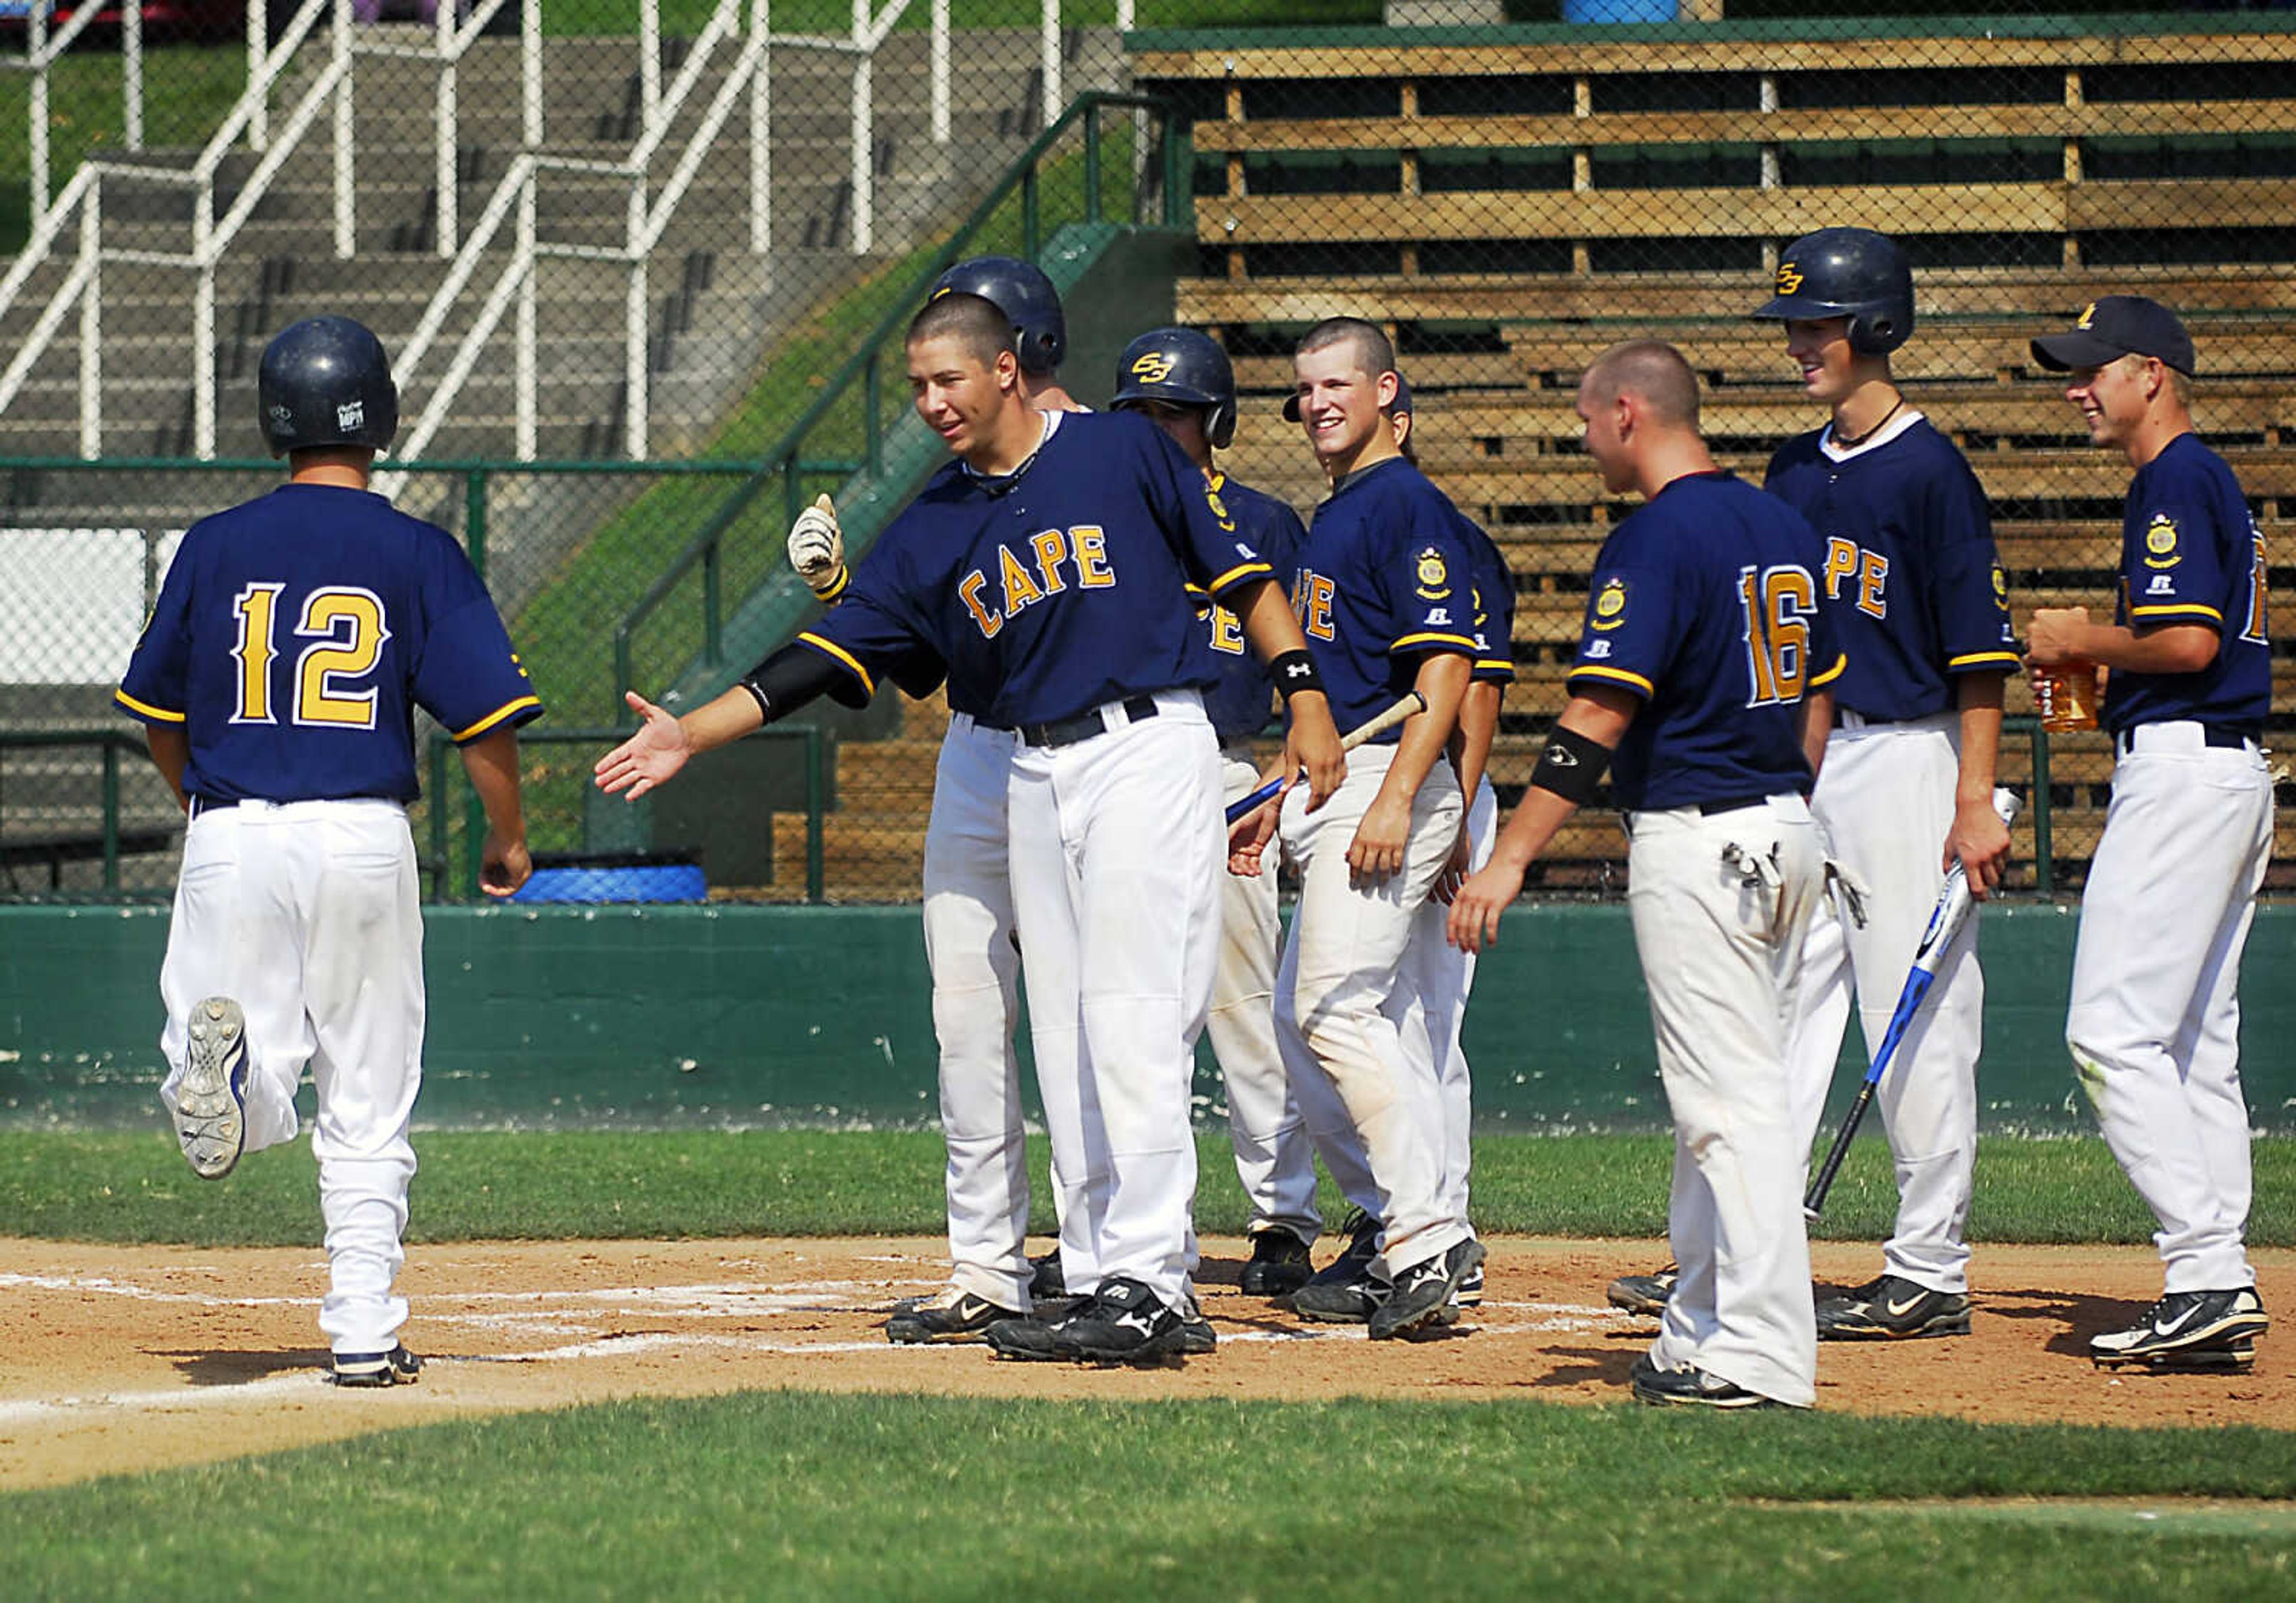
[2100,432,2271,734]
[1199,471,1307,744]
[1289,457,1479,743]
[1569,472,1846,811]
[1763,416,2019,721]
[796,411,1273,726]
[115,484,541,803]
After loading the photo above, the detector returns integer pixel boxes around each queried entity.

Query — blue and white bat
[1803,787,2022,1219]
[1223,692,1424,826]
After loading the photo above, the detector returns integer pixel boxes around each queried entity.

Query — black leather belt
[2115,722,2261,756]
[1696,795,1772,816]
[1020,694,1158,749]
[188,796,239,819]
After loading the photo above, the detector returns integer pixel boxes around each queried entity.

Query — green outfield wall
[4,903,2290,1132]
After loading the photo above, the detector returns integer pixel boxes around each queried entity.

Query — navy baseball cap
[1283,370,1407,422]
[2031,296,2197,377]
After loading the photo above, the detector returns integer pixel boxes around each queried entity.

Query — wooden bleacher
[753,22,2296,899]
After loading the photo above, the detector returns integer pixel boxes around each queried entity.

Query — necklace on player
[1829,395,1904,451]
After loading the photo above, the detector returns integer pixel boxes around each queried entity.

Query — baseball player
[599,292,1344,1363]
[1277,376,1513,1315]
[784,255,1077,1342]
[1607,230,2020,1333]
[2025,296,2274,1372]
[1231,316,1485,1341]
[1109,325,1323,1296]
[1451,341,1843,1409]
[115,316,540,1387]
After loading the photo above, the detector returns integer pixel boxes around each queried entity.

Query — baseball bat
[1223,691,1426,826]
[1803,787,2022,1220]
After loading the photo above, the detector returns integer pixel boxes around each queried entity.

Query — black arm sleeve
[739,642,872,723]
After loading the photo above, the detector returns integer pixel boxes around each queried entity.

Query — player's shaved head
[909,292,1016,368]
[1580,340,1701,429]
[1296,316,1396,381]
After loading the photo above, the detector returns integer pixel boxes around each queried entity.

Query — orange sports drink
[2034,664,2100,732]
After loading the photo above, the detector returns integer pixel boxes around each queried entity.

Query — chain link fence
[5,1,2292,903]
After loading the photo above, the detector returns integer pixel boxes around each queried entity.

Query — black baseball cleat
[331,1345,422,1388]
[886,1288,1025,1345]
[1289,1210,1383,1321]
[1238,1226,1315,1297]
[1028,1250,1066,1300]
[2091,1288,2268,1371]
[174,996,251,1181]
[1628,1354,1786,1410]
[1049,1277,1190,1364]
[1815,1274,1971,1341]
[1607,1265,1677,1318]
[1370,1239,1486,1341]
[1176,1290,1217,1357]
[985,1310,1068,1363]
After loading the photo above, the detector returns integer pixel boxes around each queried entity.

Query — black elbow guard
[1530,723,1613,807]
[738,643,868,723]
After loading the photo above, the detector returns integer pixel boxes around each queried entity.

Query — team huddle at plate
[596,232,2274,1403]
[126,225,2270,1404]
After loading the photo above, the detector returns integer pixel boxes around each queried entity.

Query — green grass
[5,1390,2295,1599]
[5,1129,2292,1248]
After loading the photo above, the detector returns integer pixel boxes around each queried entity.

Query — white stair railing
[5,0,147,222]
[0,0,541,459]
[389,0,970,467]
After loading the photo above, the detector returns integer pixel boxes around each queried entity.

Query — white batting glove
[786,493,847,600]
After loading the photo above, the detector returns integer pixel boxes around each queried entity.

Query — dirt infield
[4,1236,2291,1490]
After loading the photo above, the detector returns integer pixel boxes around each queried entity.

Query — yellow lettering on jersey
[1739,564,1816,708]
[999,546,1046,615]
[1822,537,1858,601]
[1857,550,1889,619]
[1031,529,1070,594]
[1292,569,1336,642]
[1210,603,1246,657]
[1073,526,1116,588]
[230,582,285,725]
[295,588,390,729]
[960,570,1003,639]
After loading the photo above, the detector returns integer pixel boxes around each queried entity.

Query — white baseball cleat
[174,996,249,1180]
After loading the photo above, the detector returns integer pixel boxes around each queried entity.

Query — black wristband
[1268,649,1324,701]
[1531,723,1613,807]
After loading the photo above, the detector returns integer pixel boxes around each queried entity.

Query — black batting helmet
[257,316,399,457]
[929,255,1065,375]
[1111,326,1237,449]
[1752,227,1915,357]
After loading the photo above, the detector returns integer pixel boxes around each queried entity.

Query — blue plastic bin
[510,854,707,903]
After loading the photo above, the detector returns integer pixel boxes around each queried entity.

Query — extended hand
[593,690,692,799]
[1431,820,1473,905]
[1446,859,1527,953]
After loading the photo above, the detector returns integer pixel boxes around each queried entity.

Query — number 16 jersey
[1568,471,1846,812]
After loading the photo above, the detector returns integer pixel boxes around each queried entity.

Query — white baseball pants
[1787,714,1983,1294]
[2069,725,2273,1294]
[920,713,1034,1311]
[1207,749,1320,1243]
[1275,744,1468,1279]
[1007,691,1222,1308]
[157,799,423,1357]
[1633,795,1825,1409]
